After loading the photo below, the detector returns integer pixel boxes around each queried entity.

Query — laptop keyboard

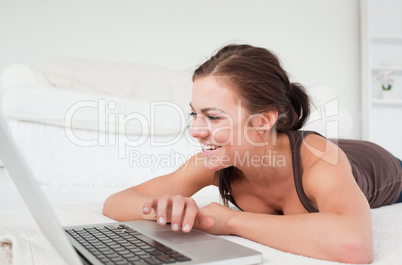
[65,224,192,265]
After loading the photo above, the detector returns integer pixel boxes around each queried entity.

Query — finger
[156,195,170,225]
[142,198,157,215]
[170,196,185,231]
[181,198,200,233]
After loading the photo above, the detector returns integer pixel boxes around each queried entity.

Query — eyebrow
[189,103,225,113]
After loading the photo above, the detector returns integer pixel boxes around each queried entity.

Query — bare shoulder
[300,133,349,168]
[299,134,367,213]
[128,152,217,197]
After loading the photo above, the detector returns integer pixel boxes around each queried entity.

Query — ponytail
[287,82,311,131]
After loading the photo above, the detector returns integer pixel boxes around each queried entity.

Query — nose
[190,116,210,139]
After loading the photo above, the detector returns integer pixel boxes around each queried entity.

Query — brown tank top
[288,130,402,212]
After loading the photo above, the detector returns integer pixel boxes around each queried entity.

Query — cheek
[210,123,253,149]
[211,128,232,145]
[210,121,242,145]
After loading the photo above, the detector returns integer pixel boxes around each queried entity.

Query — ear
[251,109,278,134]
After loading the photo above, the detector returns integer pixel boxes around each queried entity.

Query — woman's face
[190,76,263,171]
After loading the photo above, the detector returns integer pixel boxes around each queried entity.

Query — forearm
[103,189,154,221]
[226,211,372,264]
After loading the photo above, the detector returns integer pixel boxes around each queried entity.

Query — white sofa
[0,58,353,187]
[0,60,196,187]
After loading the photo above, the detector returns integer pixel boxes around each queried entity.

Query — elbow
[102,196,116,220]
[337,236,373,264]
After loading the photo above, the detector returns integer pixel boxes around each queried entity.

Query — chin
[202,155,232,172]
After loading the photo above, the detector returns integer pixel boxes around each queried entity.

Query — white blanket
[1,202,402,265]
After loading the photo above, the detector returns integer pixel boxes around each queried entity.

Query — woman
[103,44,402,264]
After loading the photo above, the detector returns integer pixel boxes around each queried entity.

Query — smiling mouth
[201,144,222,152]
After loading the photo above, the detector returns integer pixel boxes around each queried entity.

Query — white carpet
[1,202,402,265]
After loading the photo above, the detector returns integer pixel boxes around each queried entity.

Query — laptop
[0,110,262,265]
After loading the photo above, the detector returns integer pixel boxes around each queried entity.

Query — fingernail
[158,217,165,224]
[172,223,179,231]
[183,224,190,232]
[143,206,149,213]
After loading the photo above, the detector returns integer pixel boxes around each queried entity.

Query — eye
[189,112,197,118]
[208,115,220,120]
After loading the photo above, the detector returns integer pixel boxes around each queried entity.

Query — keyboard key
[125,245,141,251]
[156,254,177,263]
[131,261,149,265]
[115,261,129,265]
[127,256,141,261]
[109,256,125,262]
[148,250,163,256]
[144,257,163,265]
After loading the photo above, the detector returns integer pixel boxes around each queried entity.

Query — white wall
[0,0,362,138]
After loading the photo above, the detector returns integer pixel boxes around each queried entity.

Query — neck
[236,132,293,185]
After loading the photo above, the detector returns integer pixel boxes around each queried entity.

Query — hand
[142,194,215,232]
[198,202,238,235]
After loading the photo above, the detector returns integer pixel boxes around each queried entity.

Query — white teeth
[201,144,220,151]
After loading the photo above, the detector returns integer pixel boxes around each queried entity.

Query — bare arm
[102,188,154,221]
[224,210,371,263]
[201,137,373,264]
[103,153,216,222]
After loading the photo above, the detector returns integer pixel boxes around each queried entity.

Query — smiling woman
[103,44,402,264]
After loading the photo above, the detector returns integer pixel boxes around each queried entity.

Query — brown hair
[192,44,311,206]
